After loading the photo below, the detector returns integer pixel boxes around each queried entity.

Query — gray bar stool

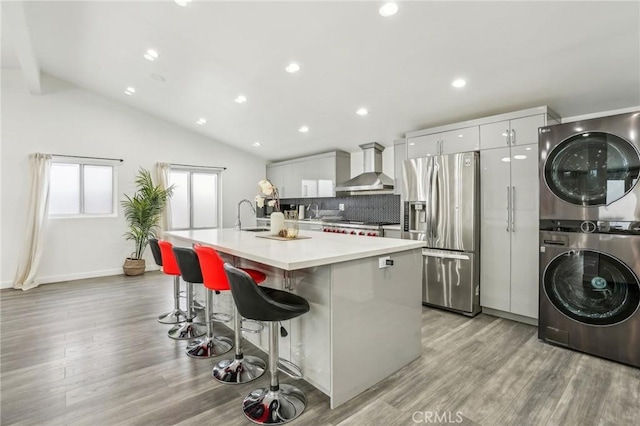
[173,246,232,355]
[149,238,188,324]
[193,244,266,383]
[225,264,310,425]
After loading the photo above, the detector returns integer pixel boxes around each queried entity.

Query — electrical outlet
[339,203,345,211]
[378,256,391,269]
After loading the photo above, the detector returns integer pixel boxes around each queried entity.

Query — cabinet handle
[505,130,510,145]
[506,186,511,232]
[511,129,517,145]
[511,186,516,232]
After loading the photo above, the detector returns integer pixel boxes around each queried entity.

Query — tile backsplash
[262,194,401,223]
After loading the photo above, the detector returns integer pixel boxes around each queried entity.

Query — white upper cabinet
[407,133,440,158]
[267,151,350,199]
[407,126,479,158]
[440,127,481,154]
[480,114,545,150]
[393,139,406,196]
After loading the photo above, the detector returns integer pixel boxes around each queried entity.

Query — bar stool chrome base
[167,321,206,340]
[213,355,266,384]
[242,384,307,425]
[157,308,189,324]
[185,335,233,358]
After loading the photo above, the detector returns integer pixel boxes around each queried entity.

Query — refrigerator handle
[506,186,511,232]
[430,163,438,240]
[511,186,516,232]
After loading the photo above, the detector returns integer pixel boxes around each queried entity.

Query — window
[169,169,221,229]
[49,162,116,216]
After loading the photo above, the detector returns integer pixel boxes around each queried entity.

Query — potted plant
[121,168,173,276]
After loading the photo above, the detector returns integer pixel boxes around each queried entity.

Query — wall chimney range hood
[336,142,394,195]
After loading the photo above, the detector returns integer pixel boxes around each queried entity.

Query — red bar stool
[158,240,206,340]
[173,246,233,357]
[193,244,267,383]
[149,238,188,324]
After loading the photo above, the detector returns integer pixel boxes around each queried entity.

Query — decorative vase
[270,212,285,236]
[282,220,300,239]
[123,258,146,276]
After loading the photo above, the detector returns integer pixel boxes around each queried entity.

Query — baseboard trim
[0,265,161,289]
[482,307,538,327]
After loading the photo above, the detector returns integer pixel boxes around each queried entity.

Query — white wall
[1,70,266,288]
[560,105,640,123]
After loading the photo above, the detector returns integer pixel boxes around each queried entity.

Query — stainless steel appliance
[539,111,640,222]
[321,220,394,237]
[539,220,640,367]
[335,142,394,194]
[402,152,481,316]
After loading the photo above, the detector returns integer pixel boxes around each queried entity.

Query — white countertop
[165,228,424,271]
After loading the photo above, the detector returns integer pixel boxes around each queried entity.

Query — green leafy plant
[122,168,173,260]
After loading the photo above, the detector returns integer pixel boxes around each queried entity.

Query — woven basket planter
[123,258,146,276]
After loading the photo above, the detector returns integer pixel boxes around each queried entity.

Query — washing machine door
[544,132,640,207]
[543,249,640,326]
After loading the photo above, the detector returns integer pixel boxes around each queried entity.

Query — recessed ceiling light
[144,49,159,61]
[124,87,135,95]
[452,79,466,88]
[285,63,300,73]
[252,141,262,147]
[174,0,192,7]
[150,73,165,82]
[356,108,368,116]
[235,95,247,104]
[298,126,309,133]
[379,2,399,17]
[196,118,207,125]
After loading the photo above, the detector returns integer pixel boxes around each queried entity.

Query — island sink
[241,227,270,232]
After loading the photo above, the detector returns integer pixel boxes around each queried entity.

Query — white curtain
[155,162,172,236]
[13,153,52,290]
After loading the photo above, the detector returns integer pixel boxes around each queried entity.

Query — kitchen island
[165,228,424,408]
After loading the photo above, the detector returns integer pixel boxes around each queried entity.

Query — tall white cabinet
[479,108,559,321]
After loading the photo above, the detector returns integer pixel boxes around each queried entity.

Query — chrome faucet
[307,202,320,219]
[236,199,256,230]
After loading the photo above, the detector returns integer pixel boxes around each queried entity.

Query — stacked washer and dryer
[538,111,640,368]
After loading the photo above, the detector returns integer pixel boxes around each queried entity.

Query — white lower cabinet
[235,262,331,395]
[480,144,539,319]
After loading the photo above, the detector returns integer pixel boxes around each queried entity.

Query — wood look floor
[1,272,639,426]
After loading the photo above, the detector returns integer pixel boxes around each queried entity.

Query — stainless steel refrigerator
[402,152,481,316]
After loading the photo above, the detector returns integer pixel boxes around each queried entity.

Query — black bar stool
[225,264,310,425]
[149,238,188,324]
[193,244,267,383]
[158,241,204,340]
[173,246,232,355]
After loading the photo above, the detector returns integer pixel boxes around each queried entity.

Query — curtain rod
[51,154,124,163]
[169,163,227,171]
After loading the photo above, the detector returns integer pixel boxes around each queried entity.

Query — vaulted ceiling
[3,1,639,160]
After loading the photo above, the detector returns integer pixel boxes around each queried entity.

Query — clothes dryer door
[543,249,640,326]
[544,132,640,207]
